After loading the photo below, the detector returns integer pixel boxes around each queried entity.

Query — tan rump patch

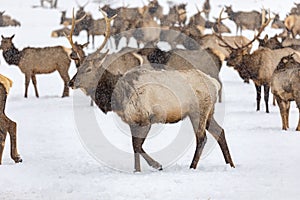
[0,74,13,94]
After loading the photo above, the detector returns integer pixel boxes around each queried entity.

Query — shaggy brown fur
[0,81,22,164]
[271,54,300,131]
[0,35,71,98]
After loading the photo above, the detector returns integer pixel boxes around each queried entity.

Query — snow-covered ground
[1,0,300,199]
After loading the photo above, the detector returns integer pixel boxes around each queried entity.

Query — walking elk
[68,9,235,172]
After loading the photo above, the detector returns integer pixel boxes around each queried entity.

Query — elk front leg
[58,70,70,97]
[7,117,22,163]
[0,128,7,165]
[24,74,31,98]
[263,84,270,113]
[130,124,162,172]
[31,74,39,98]
[255,83,261,111]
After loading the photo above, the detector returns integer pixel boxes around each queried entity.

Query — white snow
[1,0,300,199]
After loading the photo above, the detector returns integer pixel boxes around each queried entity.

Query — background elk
[271,54,300,131]
[68,9,234,172]
[284,14,300,38]
[271,13,285,29]
[0,74,22,164]
[225,5,265,35]
[0,11,21,27]
[202,0,211,20]
[219,14,300,113]
[0,35,71,98]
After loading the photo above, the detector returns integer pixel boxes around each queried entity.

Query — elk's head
[0,35,15,51]
[224,5,233,15]
[67,8,116,95]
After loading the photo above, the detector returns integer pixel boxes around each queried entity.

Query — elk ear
[1,35,4,39]
[264,34,268,41]
[10,34,15,40]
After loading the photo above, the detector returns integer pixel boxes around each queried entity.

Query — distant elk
[68,9,234,172]
[40,0,58,9]
[60,11,72,26]
[290,2,300,15]
[271,13,285,29]
[284,14,300,38]
[0,74,22,164]
[51,26,71,38]
[225,5,266,35]
[202,0,211,20]
[0,11,21,27]
[0,35,72,98]
[218,13,300,113]
[271,54,300,131]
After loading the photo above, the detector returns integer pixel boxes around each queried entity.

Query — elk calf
[0,74,22,164]
[271,54,300,131]
[0,35,71,98]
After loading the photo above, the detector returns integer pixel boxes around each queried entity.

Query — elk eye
[86,68,92,73]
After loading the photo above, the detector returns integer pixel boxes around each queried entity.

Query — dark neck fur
[2,45,22,66]
[94,69,122,114]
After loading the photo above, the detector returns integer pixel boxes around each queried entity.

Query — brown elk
[271,54,300,131]
[202,0,211,20]
[218,13,300,113]
[271,13,285,29]
[0,11,21,27]
[290,2,300,15]
[68,9,234,172]
[0,74,22,164]
[225,5,265,35]
[60,11,72,26]
[284,14,300,38]
[0,35,72,98]
[257,34,282,50]
[51,26,71,38]
[198,34,252,62]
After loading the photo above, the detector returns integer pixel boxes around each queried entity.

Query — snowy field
[1,0,300,199]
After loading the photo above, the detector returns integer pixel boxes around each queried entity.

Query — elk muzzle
[68,73,77,89]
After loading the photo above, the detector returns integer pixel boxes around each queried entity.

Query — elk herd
[0,0,300,172]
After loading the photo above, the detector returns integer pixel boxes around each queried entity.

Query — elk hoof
[151,162,162,170]
[13,155,22,163]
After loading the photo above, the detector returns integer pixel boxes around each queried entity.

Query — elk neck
[94,69,123,114]
[234,54,259,82]
[2,44,22,66]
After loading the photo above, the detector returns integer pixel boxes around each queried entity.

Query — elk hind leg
[189,113,208,169]
[276,96,289,130]
[296,100,300,131]
[207,116,235,167]
[130,124,162,172]
[255,84,262,111]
